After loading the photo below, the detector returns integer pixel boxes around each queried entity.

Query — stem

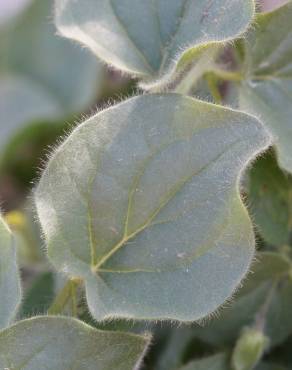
[254,280,278,332]
[211,68,243,82]
[205,72,223,104]
[48,278,82,316]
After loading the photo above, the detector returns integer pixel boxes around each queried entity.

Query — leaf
[0,0,103,114]
[193,252,292,348]
[35,94,270,321]
[0,316,149,370]
[55,0,255,90]
[248,151,292,246]
[238,3,292,173]
[179,353,229,370]
[0,0,103,153]
[0,216,21,329]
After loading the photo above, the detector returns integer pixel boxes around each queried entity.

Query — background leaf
[193,252,292,348]
[0,216,21,329]
[239,3,292,173]
[0,0,103,154]
[55,0,255,90]
[0,316,149,369]
[35,94,270,322]
[248,151,292,246]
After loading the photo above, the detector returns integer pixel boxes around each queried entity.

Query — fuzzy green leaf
[0,316,149,369]
[239,3,292,173]
[0,216,21,329]
[55,0,255,90]
[35,94,270,321]
[193,252,292,348]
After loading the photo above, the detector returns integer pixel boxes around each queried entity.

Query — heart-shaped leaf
[239,3,292,173]
[0,216,21,329]
[35,94,270,322]
[0,316,149,369]
[55,0,255,91]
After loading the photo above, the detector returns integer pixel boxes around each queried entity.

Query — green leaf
[239,3,292,173]
[0,216,21,329]
[0,0,103,151]
[35,94,270,321]
[55,0,255,90]
[0,316,149,369]
[193,252,292,348]
[179,353,229,370]
[248,151,292,246]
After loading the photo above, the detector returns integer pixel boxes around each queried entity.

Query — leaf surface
[179,353,228,370]
[0,316,149,370]
[55,0,255,89]
[0,216,21,329]
[239,3,292,173]
[35,94,270,321]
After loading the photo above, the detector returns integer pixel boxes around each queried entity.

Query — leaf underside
[55,0,254,87]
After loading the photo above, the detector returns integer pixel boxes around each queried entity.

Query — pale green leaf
[55,0,255,90]
[35,94,270,321]
[0,0,103,152]
[0,316,149,370]
[0,216,21,329]
[179,353,229,370]
[193,252,292,348]
[0,0,103,114]
[239,3,292,173]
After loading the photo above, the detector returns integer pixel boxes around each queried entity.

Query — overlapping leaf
[35,94,270,321]
[55,0,255,91]
[179,353,228,370]
[0,316,149,369]
[0,216,21,329]
[239,3,292,173]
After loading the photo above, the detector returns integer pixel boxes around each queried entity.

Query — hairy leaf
[35,94,270,321]
[0,216,21,329]
[55,0,255,90]
[193,252,292,348]
[179,353,228,370]
[0,316,149,369]
[248,151,292,246]
[239,3,292,173]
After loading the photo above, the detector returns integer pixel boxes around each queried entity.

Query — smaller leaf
[179,353,229,370]
[0,316,150,370]
[0,216,21,329]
